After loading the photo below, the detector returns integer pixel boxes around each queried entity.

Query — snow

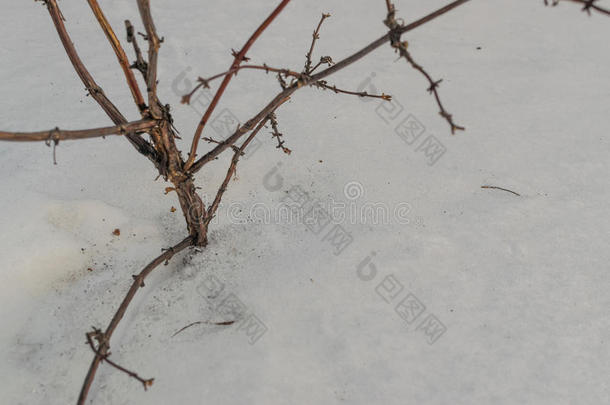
[1,0,610,404]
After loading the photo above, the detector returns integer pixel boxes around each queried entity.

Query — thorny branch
[184,0,292,171]
[78,236,194,405]
[86,329,154,391]
[304,13,331,74]
[42,0,157,162]
[3,0,606,403]
[205,113,279,223]
[313,80,392,100]
[188,0,473,175]
[268,112,292,155]
[384,0,464,134]
[545,0,610,16]
[181,64,300,105]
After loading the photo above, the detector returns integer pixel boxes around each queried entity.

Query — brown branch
[385,0,463,134]
[397,45,463,133]
[184,0,292,171]
[181,64,300,105]
[78,236,194,405]
[481,185,521,197]
[137,0,163,118]
[269,112,291,154]
[0,120,157,142]
[188,0,472,174]
[189,91,296,173]
[86,0,147,113]
[171,320,235,338]
[545,0,610,16]
[309,56,335,74]
[304,13,331,74]
[125,20,148,77]
[205,111,281,222]
[43,0,157,161]
[85,329,154,391]
[313,80,392,100]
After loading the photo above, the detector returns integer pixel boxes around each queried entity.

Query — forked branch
[181,64,300,105]
[43,0,157,161]
[86,329,154,391]
[184,0,292,171]
[188,0,473,174]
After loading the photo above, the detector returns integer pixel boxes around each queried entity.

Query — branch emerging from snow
[78,236,194,405]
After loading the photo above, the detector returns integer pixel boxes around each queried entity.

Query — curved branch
[0,120,157,142]
[182,64,300,105]
[78,236,194,405]
[184,0,292,171]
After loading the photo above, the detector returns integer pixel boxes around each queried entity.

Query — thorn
[428,79,443,93]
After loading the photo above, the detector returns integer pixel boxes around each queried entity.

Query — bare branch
[205,116,273,221]
[0,120,157,142]
[86,0,147,113]
[304,13,331,74]
[136,0,163,118]
[78,236,194,405]
[182,64,300,105]
[188,0,472,174]
[269,112,291,154]
[43,0,157,160]
[385,0,463,134]
[125,20,148,77]
[313,80,392,100]
[189,91,296,173]
[184,0,292,171]
[85,329,154,391]
[398,45,463,133]
[545,0,610,16]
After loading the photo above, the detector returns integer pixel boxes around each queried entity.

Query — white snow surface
[1,0,609,404]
